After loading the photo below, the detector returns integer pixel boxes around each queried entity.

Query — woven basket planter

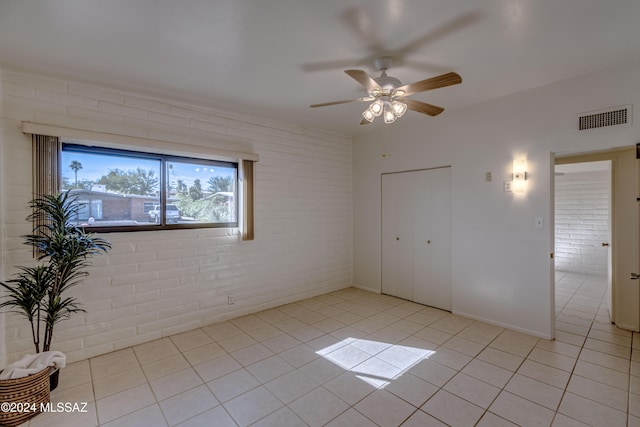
[0,367,51,427]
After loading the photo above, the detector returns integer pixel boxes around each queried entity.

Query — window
[61,143,238,232]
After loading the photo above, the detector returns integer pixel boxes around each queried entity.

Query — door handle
[601,243,610,247]
[631,273,640,280]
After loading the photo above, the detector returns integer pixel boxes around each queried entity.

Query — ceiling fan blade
[395,72,462,96]
[345,70,381,92]
[310,97,374,108]
[360,118,372,125]
[402,98,445,116]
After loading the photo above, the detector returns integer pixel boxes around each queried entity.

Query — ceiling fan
[310,57,462,125]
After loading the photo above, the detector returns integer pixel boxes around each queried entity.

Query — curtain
[32,134,61,198]
[241,159,255,241]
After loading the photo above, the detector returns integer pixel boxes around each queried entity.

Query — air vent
[578,105,631,130]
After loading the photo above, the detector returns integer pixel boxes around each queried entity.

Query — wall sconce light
[512,158,528,194]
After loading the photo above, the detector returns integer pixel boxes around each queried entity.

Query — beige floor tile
[201,321,243,341]
[476,411,519,427]
[30,401,98,427]
[324,408,378,427]
[278,343,319,367]
[175,405,236,427]
[444,372,501,409]
[216,332,257,353]
[264,370,319,404]
[260,333,301,353]
[477,346,524,371]
[354,389,416,427]
[289,386,349,426]
[57,360,92,392]
[133,338,180,365]
[230,343,274,366]
[566,374,628,412]
[159,385,218,426]
[181,342,226,365]
[206,368,260,403]
[324,372,377,405]
[224,386,285,426]
[244,324,283,342]
[427,347,472,371]
[100,404,167,427]
[535,339,581,358]
[517,359,571,389]
[422,389,484,427]
[550,413,591,426]
[401,409,449,426]
[246,355,295,383]
[90,349,140,380]
[583,337,631,359]
[169,329,213,353]
[489,391,555,427]
[299,357,345,384]
[489,335,536,358]
[193,353,241,383]
[385,372,439,407]
[461,359,513,388]
[149,368,203,401]
[250,406,306,427]
[573,360,629,390]
[429,315,474,335]
[93,366,147,400]
[558,392,627,427]
[442,336,486,357]
[96,383,156,425]
[578,347,630,373]
[141,353,190,381]
[527,347,577,372]
[504,373,563,410]
[39,279,638,425]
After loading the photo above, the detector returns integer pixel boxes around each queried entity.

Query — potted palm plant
[0,192,111,389]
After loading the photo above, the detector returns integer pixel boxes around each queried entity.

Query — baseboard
[453,309,553,340]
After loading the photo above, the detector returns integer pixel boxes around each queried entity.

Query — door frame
[553,146,639,332]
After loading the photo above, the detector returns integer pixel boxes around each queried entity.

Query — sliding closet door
[381,171,414,300]
[413,167,452,310]
[381,167,452,310]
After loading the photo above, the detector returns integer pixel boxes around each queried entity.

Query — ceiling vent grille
[578,105,631,131]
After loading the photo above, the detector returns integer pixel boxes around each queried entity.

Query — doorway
[554,161,612,326]
[554,147,639,332]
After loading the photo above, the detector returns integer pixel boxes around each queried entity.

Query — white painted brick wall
[554,171,609,276]
[0,68,353,363]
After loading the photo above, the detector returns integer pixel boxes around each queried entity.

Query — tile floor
[21,271,640,426]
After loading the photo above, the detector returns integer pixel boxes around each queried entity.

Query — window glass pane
[167,160,237,224]
[61,149,161,227]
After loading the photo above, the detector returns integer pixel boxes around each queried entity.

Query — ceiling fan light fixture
[370,99,384,116]
[390,100,407,118]
[383,101,398,124]
[362,108,375,122]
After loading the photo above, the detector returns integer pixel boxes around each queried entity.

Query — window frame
[62,143,239,233]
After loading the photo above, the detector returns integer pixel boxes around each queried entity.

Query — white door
[413,167,452,310]
[381,172,413,301]
[381,167,452,310]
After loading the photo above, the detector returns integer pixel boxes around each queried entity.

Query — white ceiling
[1,0,640,135]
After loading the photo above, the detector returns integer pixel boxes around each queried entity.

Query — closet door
[413,167,452,310]
[381,172,414,300]
[381,167,452,310]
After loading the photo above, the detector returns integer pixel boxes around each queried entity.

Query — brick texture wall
[0,69,353,363]
[554,171,609,276]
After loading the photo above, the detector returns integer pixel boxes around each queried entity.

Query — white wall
[353,60,640,339]
[555,170,609,276]
[1,69,353,364]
